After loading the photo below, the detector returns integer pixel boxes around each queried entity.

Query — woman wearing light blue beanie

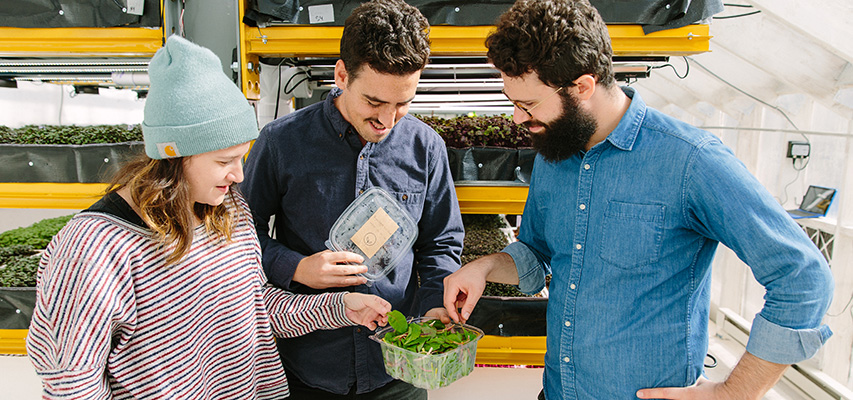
[26,35,391,399]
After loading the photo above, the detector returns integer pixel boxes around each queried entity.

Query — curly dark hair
[340,0,431,78]
[486,0,615,88]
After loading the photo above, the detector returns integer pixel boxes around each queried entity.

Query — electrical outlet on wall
[786,141,810,159]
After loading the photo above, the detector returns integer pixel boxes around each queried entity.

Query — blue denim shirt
[241,88,464,394]
[503,87,833,399]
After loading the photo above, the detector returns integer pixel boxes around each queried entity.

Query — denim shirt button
[570,283,576,289]
[584,164,590,170]
[579,204,586,210]
[564,321,571,327]
[575,244,582,250]
[563,357,571,363]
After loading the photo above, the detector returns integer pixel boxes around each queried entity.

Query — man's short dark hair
[340,0,430,79]
[486,0,616,88]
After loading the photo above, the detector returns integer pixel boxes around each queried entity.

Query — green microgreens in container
[382,310,479,355]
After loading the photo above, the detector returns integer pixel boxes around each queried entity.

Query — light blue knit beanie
[142,35,259,159]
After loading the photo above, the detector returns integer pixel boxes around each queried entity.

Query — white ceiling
[633,0,853,127]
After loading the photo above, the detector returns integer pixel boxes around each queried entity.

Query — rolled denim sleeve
[502,155,552,296]
[502,241,547,295]
[746,314,833,364]
[686,139,834,364]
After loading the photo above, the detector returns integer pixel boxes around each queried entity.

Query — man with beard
[443,1,833,399]
[242,0,463,398]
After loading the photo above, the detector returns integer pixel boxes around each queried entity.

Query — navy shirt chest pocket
[599,201,665,268]
[388,190,425,221]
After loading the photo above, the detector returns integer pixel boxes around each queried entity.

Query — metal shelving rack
[0,3,712,215]
[0,0,711,363]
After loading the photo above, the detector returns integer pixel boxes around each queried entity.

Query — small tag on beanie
[157,142,181,158]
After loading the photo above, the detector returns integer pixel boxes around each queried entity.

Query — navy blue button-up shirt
[241,88,463,394]
[504,87,833,399]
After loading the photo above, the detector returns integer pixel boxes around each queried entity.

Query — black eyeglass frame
[502,85,565,117]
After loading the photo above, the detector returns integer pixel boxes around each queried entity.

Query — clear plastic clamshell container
[370,317,484,390]
[326,187,418,282]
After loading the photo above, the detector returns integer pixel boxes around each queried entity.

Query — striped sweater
[26,195,354,399]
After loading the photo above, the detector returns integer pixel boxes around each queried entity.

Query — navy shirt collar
[323,87,356,141]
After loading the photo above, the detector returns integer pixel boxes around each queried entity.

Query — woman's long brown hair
[107,154,241,265]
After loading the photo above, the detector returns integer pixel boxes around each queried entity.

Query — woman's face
[183,141,251,206]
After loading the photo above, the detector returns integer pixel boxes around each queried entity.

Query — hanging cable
[652,56,689,79]
[792,156,809,171]
[714,10,761,19]
[716,3,761,19]
[283,70,310,95]
[272,60,310,119]
[274,60,285,120]
[687,57,806,142]
[110,0,126,12]
[778,168,799,205]
[825,292,853,318]
[689,57,814,206]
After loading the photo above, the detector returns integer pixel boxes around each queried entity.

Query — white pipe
[111,72,149,87]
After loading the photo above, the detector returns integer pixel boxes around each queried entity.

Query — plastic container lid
[326,187,418,282]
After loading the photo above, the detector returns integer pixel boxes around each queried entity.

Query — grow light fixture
[279,55,662,114]
[0,58,150,89]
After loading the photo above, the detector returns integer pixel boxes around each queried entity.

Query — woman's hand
[343,293,392,330]
[424,307,453,324]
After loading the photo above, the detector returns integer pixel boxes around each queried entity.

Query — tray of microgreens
[370,310,484,389]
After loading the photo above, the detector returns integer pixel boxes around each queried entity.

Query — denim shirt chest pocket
[599,201,665,268]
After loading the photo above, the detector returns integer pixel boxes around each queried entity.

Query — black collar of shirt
[85,191,148,229]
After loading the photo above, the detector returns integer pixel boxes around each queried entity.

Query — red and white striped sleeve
[26,217,137,399]
[261,288,354,338]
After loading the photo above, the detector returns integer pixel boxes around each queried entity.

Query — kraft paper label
[351,207,398,259]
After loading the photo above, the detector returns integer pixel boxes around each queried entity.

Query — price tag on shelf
[126,0,144,15]
[308,4,335,24]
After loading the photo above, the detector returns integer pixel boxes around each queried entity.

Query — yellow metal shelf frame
[243,24,709,58]
[0,329,27,355]
[0,183,105,210]
[2,329,546,363]
[475,335,546,366]
[455,184,528,215]
[0,27,163,58]
[0,182,528,214]
[235,0,710,99]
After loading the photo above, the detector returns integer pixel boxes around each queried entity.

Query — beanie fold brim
[143,105,258,159]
